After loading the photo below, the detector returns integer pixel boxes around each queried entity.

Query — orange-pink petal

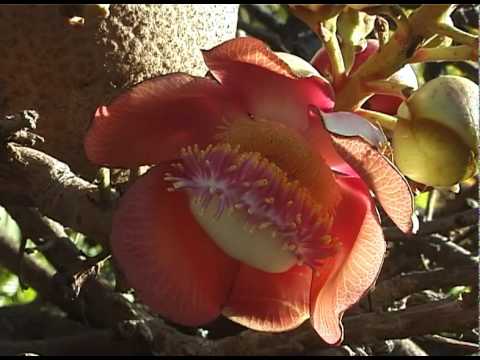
[304,111,357,177]
[310,175,385,345]
[203,38,335,132]
[223,264,312,332]
[84,73,231,168]
[366,94,403,115]
[331,135,415,234]
[203,36,296,78]
[111,163,240,326]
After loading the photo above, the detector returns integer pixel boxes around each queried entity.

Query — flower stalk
[354,109,399,132]
[317,17,346,88]
[408,45,477,63]
[293,4,478,114]
[363,80,414,100]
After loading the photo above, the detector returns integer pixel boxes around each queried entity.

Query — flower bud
[393,75,479,186]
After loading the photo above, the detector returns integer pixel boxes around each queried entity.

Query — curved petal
[366,94,402,116]
[203,40,335,132]
[312,39,379,79]
[331,135,415,234]
[310,176,385,345]
[304,111,357,177]
[203,36,296,78]
[321,111,388,149]
[223,264,312,332]
[111,163,240,326]
[85,73,231,168]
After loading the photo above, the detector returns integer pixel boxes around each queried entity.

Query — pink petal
[203,39,335,132]
[84,73,230,168]
[312,39,379,78]
[111,163,240,326]
[223,264,312,332]
[203,36,296,78]
[303,111,357,177]
[331,134,415,234]
[310,176,385,345]
[366,94,403,115]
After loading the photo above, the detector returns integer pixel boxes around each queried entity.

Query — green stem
[354,109,399,132]
[333,5,464,111]
[434,22,478,48]
[422,33,452,48]
[364,80,414,100]
[408,45,477,63]
[317,16,346,88]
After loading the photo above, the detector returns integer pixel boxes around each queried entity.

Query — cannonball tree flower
[84,37,415,345]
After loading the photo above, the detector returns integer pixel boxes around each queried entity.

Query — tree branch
[415,334,479,356]
[342,299,477,345]
[0,225,55,302]
[0,298,475,355]
[5,206,149,329]
[384,208,478,241]
[0,303,88,341]
[0,143,113,247]
[401,233,479,268]
[369,264,478,308]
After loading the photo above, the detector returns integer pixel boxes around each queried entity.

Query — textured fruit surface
[0,5,238,178]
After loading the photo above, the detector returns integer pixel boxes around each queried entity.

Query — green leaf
[415,191,431,210]
[0,206,22,244]
[16,287,37,304]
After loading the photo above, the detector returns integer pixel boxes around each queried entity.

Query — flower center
[164,143,340,273]
[216,117,341,210]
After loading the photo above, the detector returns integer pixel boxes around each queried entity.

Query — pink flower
[84,37,414,345]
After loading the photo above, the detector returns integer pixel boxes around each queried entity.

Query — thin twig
[369,264,478,308]
[384,208,478,241]
[421,234,478,266]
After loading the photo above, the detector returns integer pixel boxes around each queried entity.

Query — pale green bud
[393,75,479,186]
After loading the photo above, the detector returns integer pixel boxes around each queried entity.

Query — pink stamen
[164,143,339,269]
